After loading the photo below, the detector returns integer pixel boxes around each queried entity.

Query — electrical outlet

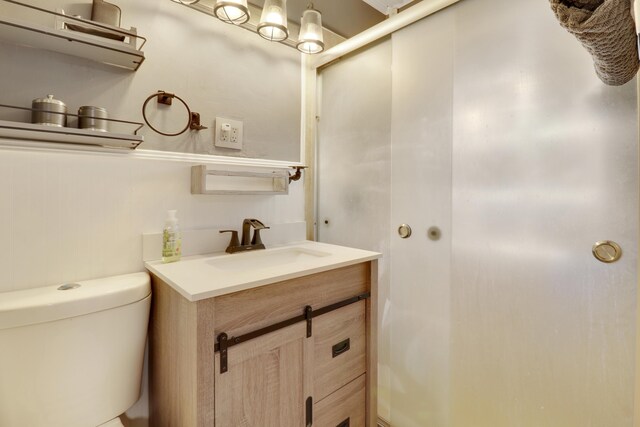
[215,117,243,150]
[219,123,230,142]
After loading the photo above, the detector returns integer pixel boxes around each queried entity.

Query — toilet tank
[0,272,151,427]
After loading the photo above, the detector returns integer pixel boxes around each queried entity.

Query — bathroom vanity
[145,242,380,427]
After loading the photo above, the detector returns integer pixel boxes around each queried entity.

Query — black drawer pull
[337,418,350,427]
[332,338,351,358]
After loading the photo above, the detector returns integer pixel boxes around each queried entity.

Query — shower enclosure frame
[301,0,640,425]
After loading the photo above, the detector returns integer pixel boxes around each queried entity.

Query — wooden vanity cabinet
[149,260,378,427]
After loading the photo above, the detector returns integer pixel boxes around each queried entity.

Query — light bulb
[297,6,324,54]
[214,0,250,25]
[257,0,289,42]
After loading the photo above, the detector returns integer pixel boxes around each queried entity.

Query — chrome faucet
[220,218,270,254]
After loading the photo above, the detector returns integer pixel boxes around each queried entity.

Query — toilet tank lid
[0,272,151,330]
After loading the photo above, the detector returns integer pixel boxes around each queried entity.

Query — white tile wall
[0,146,304,292]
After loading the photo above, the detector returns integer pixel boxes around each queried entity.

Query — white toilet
[0,272,151,427]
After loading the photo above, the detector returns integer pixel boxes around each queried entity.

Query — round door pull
[398,224,412,239]
[592,240,622,263]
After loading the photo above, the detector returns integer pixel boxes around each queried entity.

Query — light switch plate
[214,117,243,150]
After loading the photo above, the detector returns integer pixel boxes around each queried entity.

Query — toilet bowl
[98,418,125,427]
[0,272,151,427]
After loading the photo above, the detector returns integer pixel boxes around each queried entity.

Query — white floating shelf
[0,120,143,150]
[191,165,290,195]
[0,1,145,71]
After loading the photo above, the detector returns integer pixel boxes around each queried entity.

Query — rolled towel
[549,0,639,86]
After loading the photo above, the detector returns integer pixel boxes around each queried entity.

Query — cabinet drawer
[314,300,366,401]
[314,375,366,427]
[213,263,369,337]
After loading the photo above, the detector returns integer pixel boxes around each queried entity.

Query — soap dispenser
[162,210,182,263]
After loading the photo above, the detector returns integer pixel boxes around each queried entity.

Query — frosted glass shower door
[316,40,394,420]
[389,8,455,427]
[390,0,638,426]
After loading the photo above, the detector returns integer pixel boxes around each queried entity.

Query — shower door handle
[592,240,622,263]
[398,224,412,238]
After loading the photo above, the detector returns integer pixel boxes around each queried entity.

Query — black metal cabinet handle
[337,418,350,427]
[306,396,313,427]
[332,338,351,358]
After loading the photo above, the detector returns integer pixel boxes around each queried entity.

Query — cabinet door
[214,322,311,427]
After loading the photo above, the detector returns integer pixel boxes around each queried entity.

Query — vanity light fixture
[171,0,324,54]
[257,0,289,42]
[213,0,250,25]
[297,4,324,54]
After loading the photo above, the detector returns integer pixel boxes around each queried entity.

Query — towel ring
[142,90,207,136]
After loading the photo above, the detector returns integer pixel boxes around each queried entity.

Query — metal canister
[78,106,108,132]
[91,0,122,27]
[32,95,67,127]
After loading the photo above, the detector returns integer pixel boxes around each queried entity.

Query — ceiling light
[171,0,201,5]
[297,4,324,54]
[213,0,250,25]
[257,0,289,42]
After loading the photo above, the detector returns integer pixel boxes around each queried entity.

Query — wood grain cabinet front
[314,375,367,427]
[148,261,378,427]
[314,301,366,402]
[214,323,310,427]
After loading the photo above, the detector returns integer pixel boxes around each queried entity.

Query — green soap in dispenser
[162,210,182,263]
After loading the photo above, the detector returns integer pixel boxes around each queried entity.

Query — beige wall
[0,0,301,161]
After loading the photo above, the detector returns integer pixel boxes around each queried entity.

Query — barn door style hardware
[305,305,313,338]
[215,292,370,374]
[217,332,228,374]
[306,396,313,427]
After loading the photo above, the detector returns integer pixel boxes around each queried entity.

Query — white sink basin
[145,241,381,301]
[206,247,331,271]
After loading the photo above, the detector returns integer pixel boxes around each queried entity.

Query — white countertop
[144,241,381,302]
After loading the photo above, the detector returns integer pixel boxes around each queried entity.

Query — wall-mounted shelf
[191,165,290,195]
[0,0,146,71]
[0,120,143,150]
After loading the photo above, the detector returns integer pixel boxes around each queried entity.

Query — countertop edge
[144,242,381,302]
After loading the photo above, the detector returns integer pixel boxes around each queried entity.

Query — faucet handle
[245,218,268,229]
[219,230,240,253]
[251,226,270,246]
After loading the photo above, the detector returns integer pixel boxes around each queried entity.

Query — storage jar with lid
[78,106,109,132]
[32,95,67,127]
